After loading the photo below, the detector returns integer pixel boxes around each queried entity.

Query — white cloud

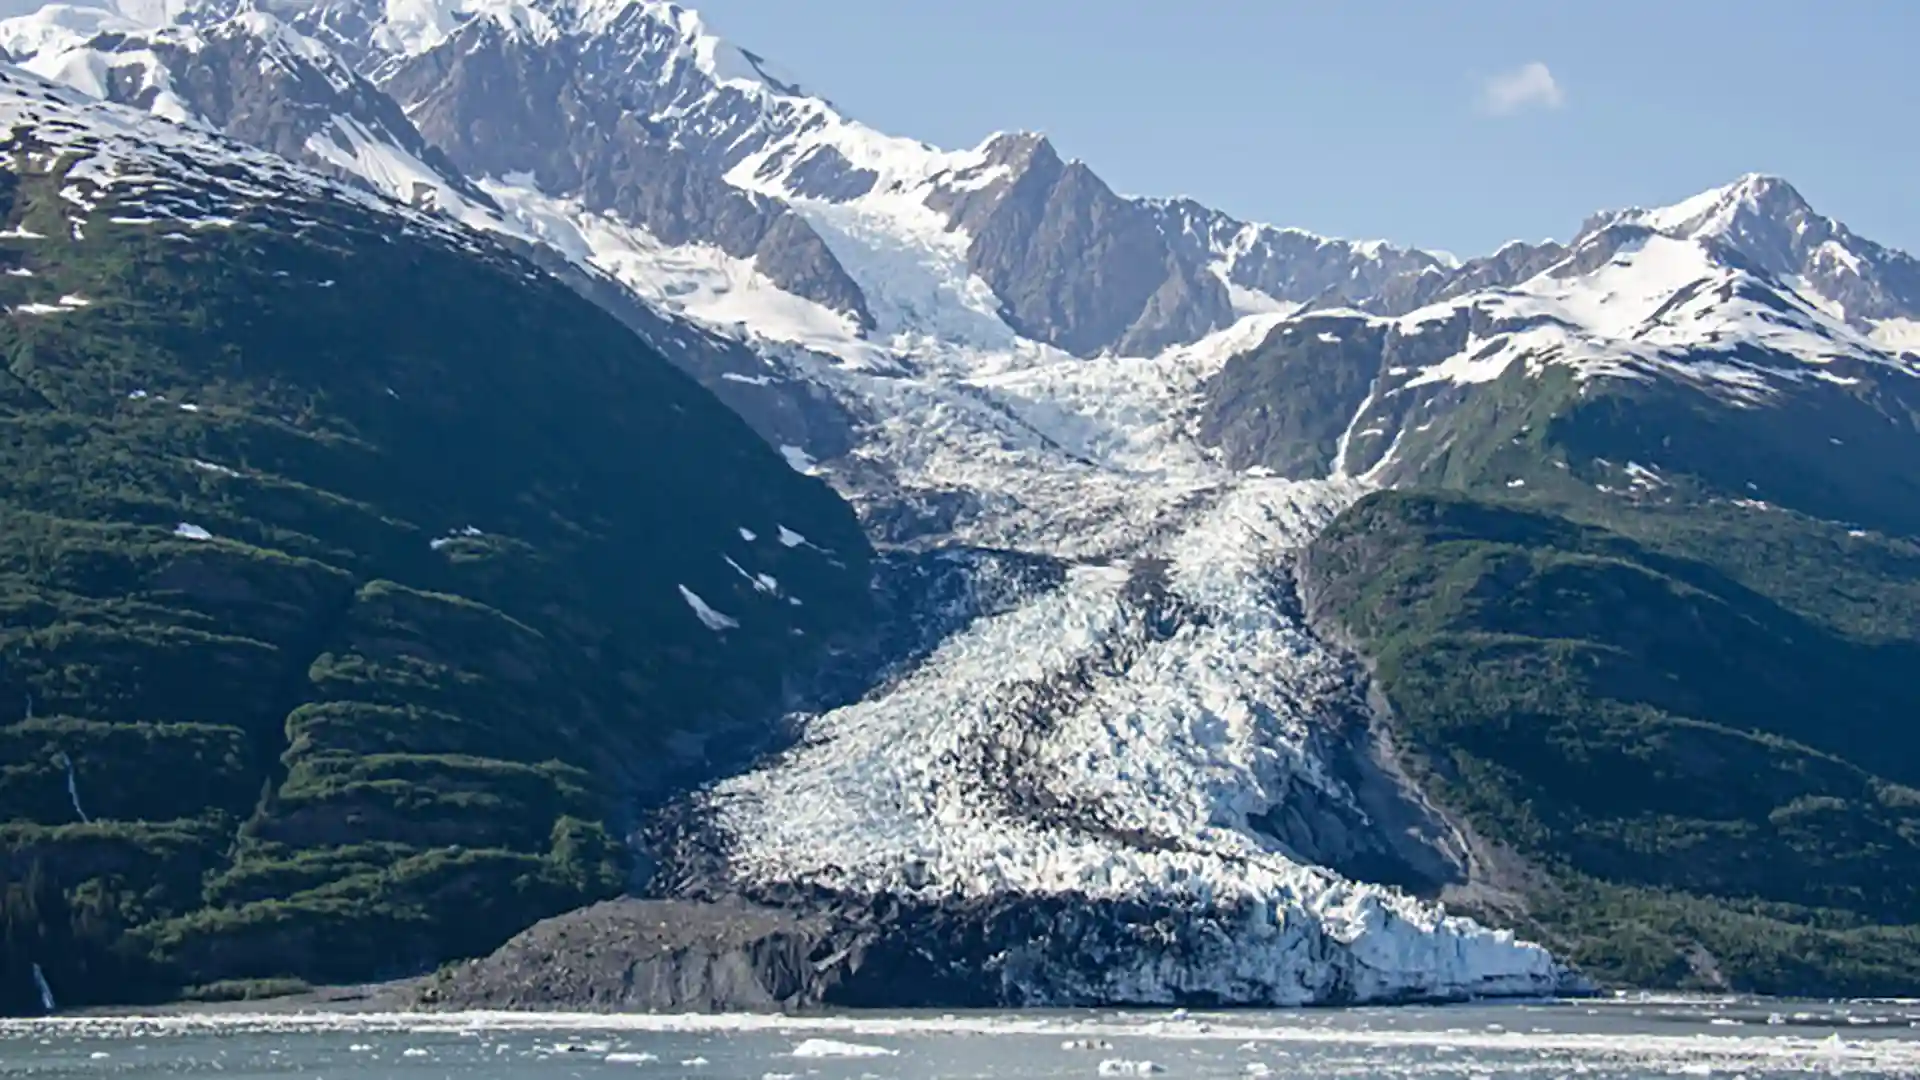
[1478,61,1565,116]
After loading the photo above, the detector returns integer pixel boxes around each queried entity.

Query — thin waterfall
[54,752,88,823]
[30,963,55,1013]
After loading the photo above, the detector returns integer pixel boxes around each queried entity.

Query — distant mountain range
[4,0,1920,1012]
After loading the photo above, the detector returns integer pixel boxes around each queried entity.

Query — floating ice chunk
[777,525,806,548]
[430,525,484,550]
[1622,462,1666,489]
[172,522,213,541]
[1243,1065,1271,1077]
[1506,478,1526,487]
[679,585,739,631]
[679,1057,709,1067]
[791,1039,896,1059]
[723,556,782,596]
[401,1048,429,1058]
[178,402,200,412]
[5,267,31,276]
[779,443,818,473]
[738,527,758,541]
[605,1052,657,1064]
[1097,1060,1163,1076]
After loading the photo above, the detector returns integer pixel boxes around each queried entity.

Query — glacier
[0,1,1592,1004]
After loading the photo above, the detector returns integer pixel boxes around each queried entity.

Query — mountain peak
[1565,170,1920,327]
[1590,171,1814,243]
[976,130,1059,171]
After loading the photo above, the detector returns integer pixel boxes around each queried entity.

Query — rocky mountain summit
[4,0,1920,1011]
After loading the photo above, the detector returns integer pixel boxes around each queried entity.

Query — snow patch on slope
[0,5,199,123]
[477,176,875,360]
[1872,317,1920,355]
[305,113,498,229]
[740,173,1048,372]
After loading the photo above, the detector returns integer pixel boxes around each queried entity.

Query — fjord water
[3,1000,1918,1079]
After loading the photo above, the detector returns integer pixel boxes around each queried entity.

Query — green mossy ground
[1302,364,1920,994]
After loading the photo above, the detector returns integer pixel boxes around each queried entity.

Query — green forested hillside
[0,111,872,1011]
[1298,364,1920,994]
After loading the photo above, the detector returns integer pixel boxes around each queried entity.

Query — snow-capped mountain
[1200,211,1920,487]
[0,2,487,212]
[8,0,1920,1006]
[1587,173,1920,351]
[3,0,1500,359]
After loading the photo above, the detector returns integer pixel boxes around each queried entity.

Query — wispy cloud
[1478,61,1565,116]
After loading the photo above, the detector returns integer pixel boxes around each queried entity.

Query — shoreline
[58,981,422,1018]
[31,987,1904,1023]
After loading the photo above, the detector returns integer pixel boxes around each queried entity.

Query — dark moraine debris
[411,899,847,1013]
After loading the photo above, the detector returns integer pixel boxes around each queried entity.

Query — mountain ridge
[5,0,1920,1009]
[10,0,1916,372]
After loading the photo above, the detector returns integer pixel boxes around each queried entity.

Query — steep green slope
[1297,363,1920,994]
[0,78,872,1011]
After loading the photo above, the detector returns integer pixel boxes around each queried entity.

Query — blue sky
[692,0,1919,259]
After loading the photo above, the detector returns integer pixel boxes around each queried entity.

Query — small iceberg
[1097,1061,1164,1076]
[791,1039,897,1059]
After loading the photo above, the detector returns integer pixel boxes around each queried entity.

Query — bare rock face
[23,14,485,207]
[378,20,874,331]
[948,134,1234,358]
[412,900,846,1013]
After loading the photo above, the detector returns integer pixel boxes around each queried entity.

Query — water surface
[3,996,1917,1078]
